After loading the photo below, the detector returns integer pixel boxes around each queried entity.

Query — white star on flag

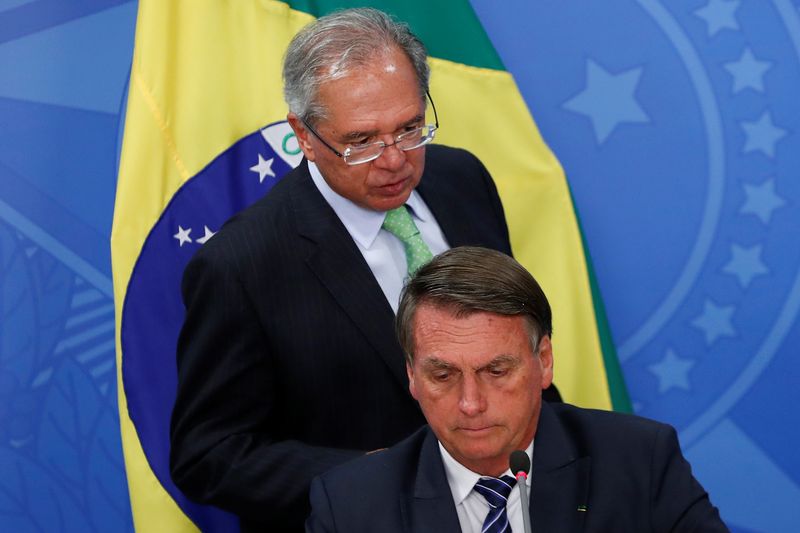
[174,226,192,247]
[196,225,216,244]
[250,153,276,183]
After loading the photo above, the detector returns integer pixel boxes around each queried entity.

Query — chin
[453,441,504,462]
[371,193,412,212]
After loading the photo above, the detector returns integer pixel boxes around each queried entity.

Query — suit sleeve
[306,476,338,533]
[650,424,729,532]
[169,248,360,527]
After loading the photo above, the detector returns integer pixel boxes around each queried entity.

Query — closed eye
[431,371,452,382]
[351,137,375,147]
[487,366,509,378]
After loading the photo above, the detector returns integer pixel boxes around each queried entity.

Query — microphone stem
[517,473,532,533]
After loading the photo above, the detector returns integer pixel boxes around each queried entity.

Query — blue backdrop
[0,0,797,531]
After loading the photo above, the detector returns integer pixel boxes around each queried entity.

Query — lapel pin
[577,505,588,512]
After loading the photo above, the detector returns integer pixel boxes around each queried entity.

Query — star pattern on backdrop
[723,244,769,289]
[740,178,785,224]
[649,349,695,393]
[563,59,649,144]
[691,299,736,346]
[694,0,741,37]
[249,153,276,183]
[724,48,771,93]
[173,225,192,247]
[196,225,216,244]
[741,111,786,158]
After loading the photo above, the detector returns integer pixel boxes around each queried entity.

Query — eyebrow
[419,357,457,372]
[418,354,519,373]
[340,113,426,142]
[476,354,518,372]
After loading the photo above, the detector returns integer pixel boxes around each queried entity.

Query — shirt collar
[438,439,534,505]
[308,161,427,248]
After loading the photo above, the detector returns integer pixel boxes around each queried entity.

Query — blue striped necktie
[474,475,517,533]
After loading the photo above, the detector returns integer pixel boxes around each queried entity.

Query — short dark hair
[282,8,430,125]
[396,246,553,364]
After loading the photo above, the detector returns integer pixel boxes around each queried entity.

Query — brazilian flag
[111,1,631,530]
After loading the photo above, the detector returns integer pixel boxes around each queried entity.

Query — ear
[287,112,316,161]
[406,362,419,400]
[537,335,554,390]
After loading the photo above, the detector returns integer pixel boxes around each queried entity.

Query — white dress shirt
[309,161,449,312]
[439,440,534,533]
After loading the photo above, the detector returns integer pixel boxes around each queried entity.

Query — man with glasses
[170,8,539,532]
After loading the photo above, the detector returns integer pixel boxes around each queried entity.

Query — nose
[458,376,487,416]
[372,139,406,171]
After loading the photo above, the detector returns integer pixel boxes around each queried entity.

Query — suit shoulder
[309,428,449,531]
[421,144,496,198]
[426,143,483,167]
[548,403,674,450]
[317,426,430,489]
[222,169,297,233]
[183,168,300,266]
[550,402,670,429]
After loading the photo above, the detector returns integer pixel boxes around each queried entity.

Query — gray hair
[282,8,430,124]
[396,247,553,364]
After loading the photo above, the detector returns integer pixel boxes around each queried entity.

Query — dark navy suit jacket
[170,145,515,532]
[307,402,729,532]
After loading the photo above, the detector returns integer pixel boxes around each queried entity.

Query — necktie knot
[474,475,517,533]
[381,205,433,276]
[382,205,419,240]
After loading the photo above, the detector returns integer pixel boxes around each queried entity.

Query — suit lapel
[416,172,473,247]
[403,429,463,533]
[530,403,590,533]
[399,412,590,533]
[288,162,409,390]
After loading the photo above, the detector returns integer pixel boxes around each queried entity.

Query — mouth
[457,425,496,435]
[378,175,411,195]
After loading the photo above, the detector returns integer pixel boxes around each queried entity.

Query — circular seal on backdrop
[614,0,800,444]
[472,2,800,525]
[120,121,301,530]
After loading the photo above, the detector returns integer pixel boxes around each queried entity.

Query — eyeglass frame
[300,91,439,166]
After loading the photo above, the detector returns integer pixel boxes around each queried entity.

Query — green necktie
[382,205,434,276]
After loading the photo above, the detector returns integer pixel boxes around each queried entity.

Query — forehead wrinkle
[403,113,425,126]
[340,127,381,141]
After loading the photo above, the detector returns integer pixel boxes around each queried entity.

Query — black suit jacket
[307,402,729,532]
[170,145,514,532]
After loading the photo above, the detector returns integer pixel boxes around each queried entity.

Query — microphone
[509,450,532,533]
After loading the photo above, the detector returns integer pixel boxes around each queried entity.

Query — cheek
[496,376,537,408]
[408,151,426,178]
[354,166,378,188]
[330,167,368,194]
[419,380,453,400]
[416,381,460,411]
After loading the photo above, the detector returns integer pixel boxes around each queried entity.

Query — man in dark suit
[170,8,557,532]
[307,247,729,532]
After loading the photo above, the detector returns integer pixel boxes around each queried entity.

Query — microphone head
[509,450,531,476]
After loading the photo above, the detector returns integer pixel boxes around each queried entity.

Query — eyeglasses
[301,91,439,166]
